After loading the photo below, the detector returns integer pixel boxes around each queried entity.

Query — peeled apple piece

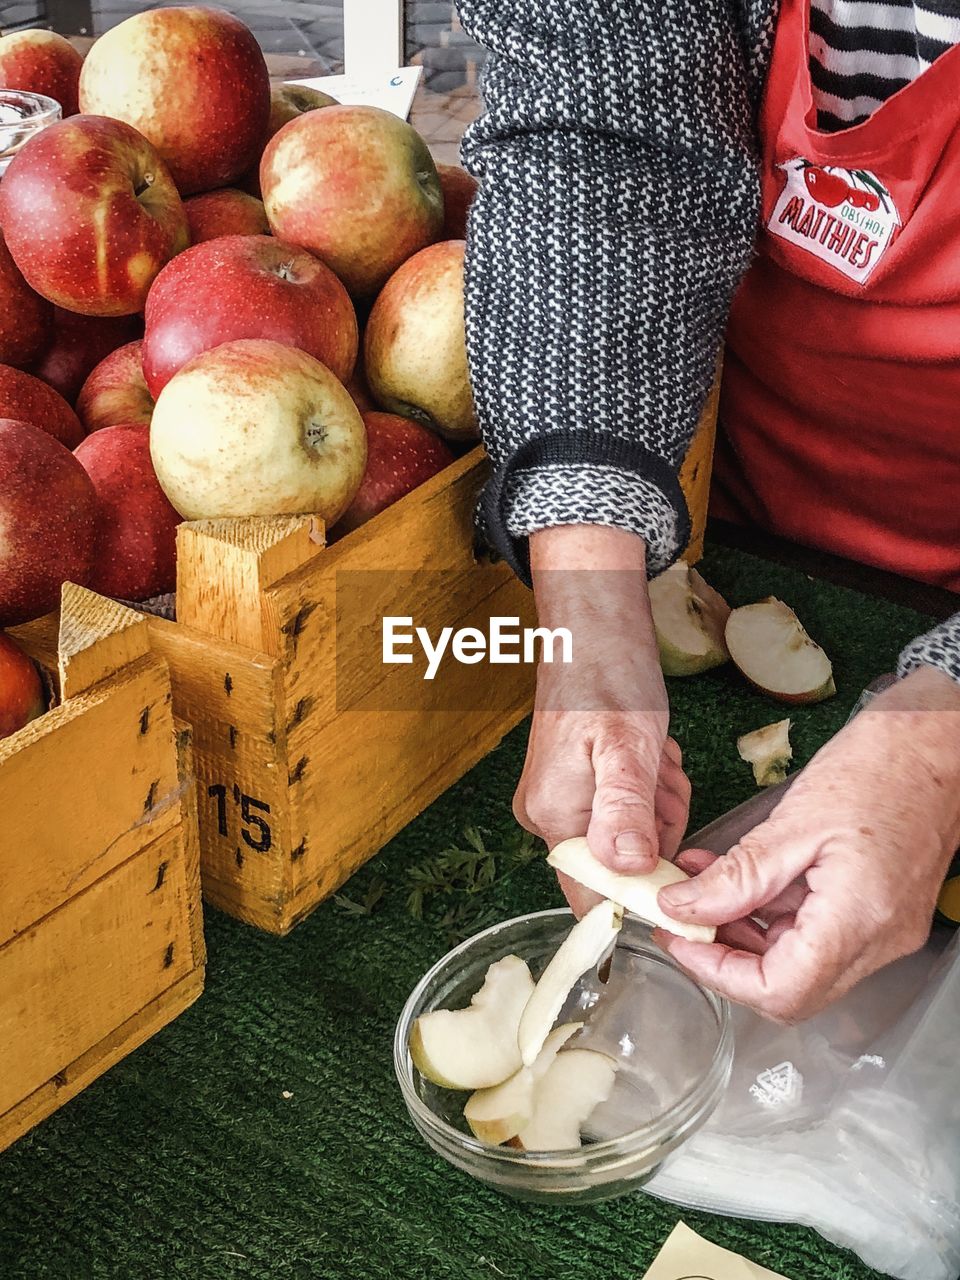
[517,899,623,1068]
[738,718,792,787]
[648,563,731,677]
[464,1022,582,1145]
[515,1049,618,1152]
[409,954,534,1090]
[726,598,836,704]
[547,838,717,945]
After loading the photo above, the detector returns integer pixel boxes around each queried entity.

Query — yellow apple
[365,240,477,441]
[149,338,366,524]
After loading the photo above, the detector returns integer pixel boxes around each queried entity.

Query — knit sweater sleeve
[456,0,766,583]
[898,614,960,687]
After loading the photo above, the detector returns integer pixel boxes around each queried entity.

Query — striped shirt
[811,0,960,129]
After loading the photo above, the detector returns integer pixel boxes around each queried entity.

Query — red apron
[714,0,960,589]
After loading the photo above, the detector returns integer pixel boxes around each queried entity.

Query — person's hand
[656,665,960,1021]
[514,526,691,914]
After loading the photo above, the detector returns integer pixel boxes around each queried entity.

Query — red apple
[0,230,51,367]
[0,30,83,117]
[76,341,153,434]
[184,189,270,244]
[0,631,45,741]
[0,365,83,447]
[261,105,444,297]
[142,234,358,397]
[365,240,477,440]
[0,418,98,626]
[0,114,188,317]
[150,338,366,523]
[336,411,453,534]
[437,163,478,240]
[78,7,270,196]
[235,84,338,198]
[75,423,180,601]
[28,308,142,403]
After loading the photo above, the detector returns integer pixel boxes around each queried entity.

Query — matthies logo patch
[768,158,901,283]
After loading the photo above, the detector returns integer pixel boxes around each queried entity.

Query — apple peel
[547,838,717,945]
[738,718,792,787]
[517,899,623,1068]
[409,954,534,1090]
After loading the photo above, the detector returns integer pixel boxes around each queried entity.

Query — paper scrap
[643,1223,789,1280]
[285,67,423,121]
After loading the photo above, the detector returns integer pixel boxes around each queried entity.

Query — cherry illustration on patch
[803,166,851,207]
[847,188,880,211]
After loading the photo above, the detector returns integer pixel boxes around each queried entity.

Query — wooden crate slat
[176,514,327,656]
[0,968,204,1154]
[0,825,197,1117]
[57,584,152,698]
[0,657,180,944]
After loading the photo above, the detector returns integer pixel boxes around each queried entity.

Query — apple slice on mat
[517,899,623,1068]
[464,1023,582,1145]
[648,563,731,677]
[725,598,835,704]
[410,954,534,1090]
[546,838,717,945]
[738,718,793,787]
[515,1049,618,1152]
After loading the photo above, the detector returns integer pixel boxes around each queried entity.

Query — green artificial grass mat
[0,543,943,1280]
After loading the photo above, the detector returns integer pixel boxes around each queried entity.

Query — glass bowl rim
[0,89,62,127]
[394,906,734,1165]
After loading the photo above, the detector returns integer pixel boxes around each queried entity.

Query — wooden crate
[144,380,718,935]
[0,585,205,1153]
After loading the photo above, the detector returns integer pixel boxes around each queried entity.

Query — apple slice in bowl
[464,1022,582,1145]
[514,1048,618,1152]
[409,953,534,1090]
[517,898,623,1068]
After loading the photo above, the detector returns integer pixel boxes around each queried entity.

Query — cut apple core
[738,718,792,787]
[547,838,716,944]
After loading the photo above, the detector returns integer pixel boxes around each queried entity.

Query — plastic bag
[646,926,960,1279]
[644,681,960,1280]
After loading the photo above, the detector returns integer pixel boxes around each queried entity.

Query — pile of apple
[411,838,713,1151]
[0,9,480,634]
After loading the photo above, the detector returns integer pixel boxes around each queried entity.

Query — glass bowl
[0,90,61,177]
[395,908,733,1204]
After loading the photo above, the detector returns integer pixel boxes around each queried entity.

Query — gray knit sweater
[456,0,960,687]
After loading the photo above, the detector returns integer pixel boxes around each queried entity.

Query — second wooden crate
[2,586,205,1151]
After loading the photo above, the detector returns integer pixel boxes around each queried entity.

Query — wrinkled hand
[516,527,690,914]
[657,666,960,1022]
